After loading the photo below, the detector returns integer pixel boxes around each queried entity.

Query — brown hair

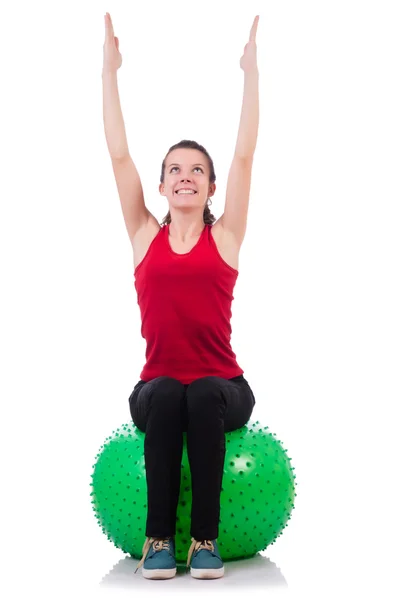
[160,139,217,226]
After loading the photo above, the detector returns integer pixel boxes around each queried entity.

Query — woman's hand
[240,15,259,74]
[103,12,122,75]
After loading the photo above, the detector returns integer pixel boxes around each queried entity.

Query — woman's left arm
[218,16,260,246]
[235,15,260,158]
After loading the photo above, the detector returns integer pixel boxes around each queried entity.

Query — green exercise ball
[90,420,297,562]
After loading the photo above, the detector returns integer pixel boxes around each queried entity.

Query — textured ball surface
[90,420,297,562]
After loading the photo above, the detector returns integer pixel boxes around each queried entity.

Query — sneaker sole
[142,567,177,579]
[190,566,225,579]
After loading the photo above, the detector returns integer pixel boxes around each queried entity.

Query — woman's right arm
[102,13,150,242]
[102,70,129,160]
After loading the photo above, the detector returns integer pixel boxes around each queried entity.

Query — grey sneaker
[186,538,225,579]
[134,536,177,579]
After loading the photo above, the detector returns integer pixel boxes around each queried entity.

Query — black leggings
[128,374,256,540]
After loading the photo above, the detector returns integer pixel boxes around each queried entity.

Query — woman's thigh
[223,375,256,432]
[185,375,256,433]
[128,376,186,432]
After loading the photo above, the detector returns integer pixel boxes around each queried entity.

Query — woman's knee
[186,377,226,413]
[146,376,186,413]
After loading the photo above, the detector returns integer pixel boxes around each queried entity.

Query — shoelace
[186,538,215,572]
[134,537,172,574]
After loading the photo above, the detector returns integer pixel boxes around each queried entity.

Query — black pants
[128,374,256,540]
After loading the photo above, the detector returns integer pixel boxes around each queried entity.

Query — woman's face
[160,148,215,205]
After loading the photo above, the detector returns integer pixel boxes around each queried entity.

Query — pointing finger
[249,15,259,42]
[104,13,114,41]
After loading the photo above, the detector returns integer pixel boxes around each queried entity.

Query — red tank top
[134,223,244,384]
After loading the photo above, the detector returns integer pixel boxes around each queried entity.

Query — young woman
[102,12,260,580]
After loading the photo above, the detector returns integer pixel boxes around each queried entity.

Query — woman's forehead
[167,149,205,165]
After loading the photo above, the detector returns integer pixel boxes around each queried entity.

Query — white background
[1,0,396,598]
